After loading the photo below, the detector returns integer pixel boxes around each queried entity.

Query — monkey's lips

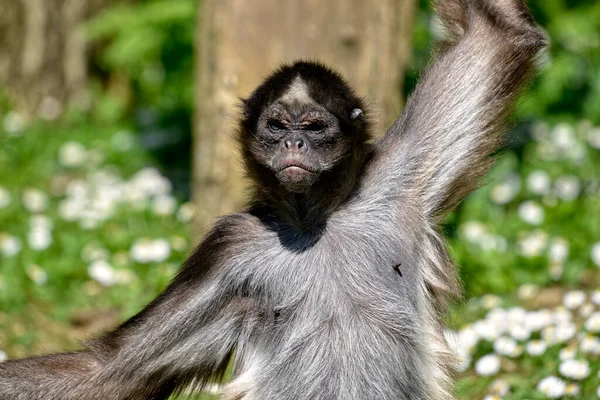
[276,161,319,190]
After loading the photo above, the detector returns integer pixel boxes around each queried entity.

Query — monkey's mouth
[276,161,319,191]
[278,166,315,182]
[279,160,316,173]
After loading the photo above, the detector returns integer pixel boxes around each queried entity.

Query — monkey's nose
[283,137,306,152]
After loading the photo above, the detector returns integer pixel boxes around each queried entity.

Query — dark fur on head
[238,61,373,229]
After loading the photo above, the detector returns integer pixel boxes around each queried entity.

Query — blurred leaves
[85,0,196,118]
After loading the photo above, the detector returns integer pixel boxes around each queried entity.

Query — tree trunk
[0,0,109,118]
[193,0,416,237]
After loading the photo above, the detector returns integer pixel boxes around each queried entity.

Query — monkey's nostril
[296,139,304,149]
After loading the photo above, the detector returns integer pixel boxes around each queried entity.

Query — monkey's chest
[235,238,424,400]
[255,222,420,322]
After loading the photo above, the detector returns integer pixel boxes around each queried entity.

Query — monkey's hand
[376,0,547,219]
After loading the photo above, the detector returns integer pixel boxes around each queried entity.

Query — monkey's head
[240,61,371,195]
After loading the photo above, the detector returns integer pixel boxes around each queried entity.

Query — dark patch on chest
[392,263,402,277]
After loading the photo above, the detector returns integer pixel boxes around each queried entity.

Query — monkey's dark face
[241,62,370,195]
[253,90,347,193]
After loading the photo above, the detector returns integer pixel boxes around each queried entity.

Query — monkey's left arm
[378,0,547,218]
[0,215,255,400]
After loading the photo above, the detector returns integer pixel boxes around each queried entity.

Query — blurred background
[0,0,598,398]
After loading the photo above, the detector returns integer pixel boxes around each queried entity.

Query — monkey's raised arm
[0,215,253,400]
[377,0,546,218]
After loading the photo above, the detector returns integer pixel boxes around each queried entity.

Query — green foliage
[0,120,193,358]
[450,120,600,297]
[85,0,197,121]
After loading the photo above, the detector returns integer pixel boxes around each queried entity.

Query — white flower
[150,239,170,262]
[0,187,11,209]
[554,175,581,201]
[559,359,590,380]
[526,340,547,356]
[517,283,539,300]
[585,312,600,332]
[518,201,544,225]
[552,123,576,150]
[3,111,27,134]
[474,354,501,376]
[527,170,551,195]
[587,127,600,149]
[579,335,600,355]
[58,141,87,168]
[88,260,117,286]
[591,289,600,305]
[482,396,499,400]
[493,336,521,357]
[544,322,576,345]
[559,346,577,361]
[22,188,49,213]
[130,167,172,197]
[507,307,527,322]
[481,295,501,310]
[525,310,553,332]
[152,195,177,216]
[28,227,52,251]
[26,264,47,286]
[537,376,566,398]
[564,383,580,397]
[0,350,6,362]
[591,242,600,268]
[479,234,507,253]
[579,303,595,318]
[508,323,531,341]
[130,238,171,263]
[0,234,22,257]
[490,174,520,204]
[548,237,569,263]
[474,319,503,342]
[519,230,548,258]
[553,307,573,324]
[30,215,53,229]
[563,291,586,310]
[489,379,510,396]
[177,202,196,223]
[58,198,85,221]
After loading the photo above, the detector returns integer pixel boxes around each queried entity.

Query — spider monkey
[0,0,546,399]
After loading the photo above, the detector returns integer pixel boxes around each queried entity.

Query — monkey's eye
[304,122,326,133]
[268,120,286,133]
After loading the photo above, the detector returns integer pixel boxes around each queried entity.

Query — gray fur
[0,0,546,399]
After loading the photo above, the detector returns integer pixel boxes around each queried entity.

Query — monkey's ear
[350,108,363,120]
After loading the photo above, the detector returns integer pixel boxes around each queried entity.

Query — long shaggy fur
[0,1,546,399]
